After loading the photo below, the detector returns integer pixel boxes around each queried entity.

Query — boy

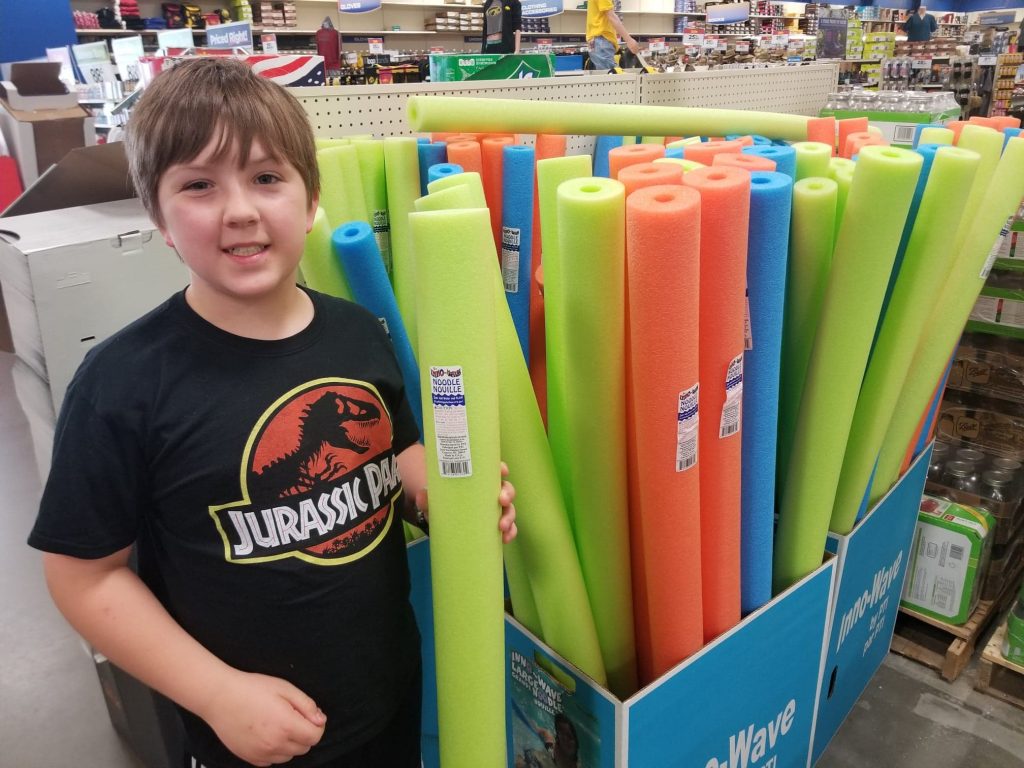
[28,58,516,768]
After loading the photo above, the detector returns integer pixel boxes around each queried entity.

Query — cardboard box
[901,495,995,625]
[0,62,95,188]
[429,54,554,82]
[811,447,931,763]
[408,541,837,767]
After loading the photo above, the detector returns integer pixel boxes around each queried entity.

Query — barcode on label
[949,544,964,561]
[441,461,470,476]
[720,408,740,436]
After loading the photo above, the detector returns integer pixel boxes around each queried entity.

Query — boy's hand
[413,462,518,543]
[202,670,326,766]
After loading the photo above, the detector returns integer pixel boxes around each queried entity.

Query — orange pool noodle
[447,140,483,176]
[683,140,743,166]
[838,118,869,158]
[682,166,750,642]
[946,121,968,144]
[609,143,666,180]
[713,153,776,172]
[618,162,684,197]
[807,116,837,153]
[482,136,515,253]
[844,132,887,159]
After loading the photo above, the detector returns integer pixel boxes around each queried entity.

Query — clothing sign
[521,0,562,18]
[338,0,383,11]
[204,20,254,50]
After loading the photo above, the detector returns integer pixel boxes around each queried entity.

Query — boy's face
[155,135,318,307]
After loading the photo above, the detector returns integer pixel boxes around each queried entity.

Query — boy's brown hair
[126,57,319,223]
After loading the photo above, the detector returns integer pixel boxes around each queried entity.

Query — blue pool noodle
[665,147,685,159]
[1005,127,1022,149]
[594,135,624,177]
[417,142,447,195]
[501,145,535,362]
[428,162,463,184]
[743,144,796,180]
[741,171,793,616]
[332,221,423,434]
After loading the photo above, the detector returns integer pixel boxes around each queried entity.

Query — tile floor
[2,350,1022,768]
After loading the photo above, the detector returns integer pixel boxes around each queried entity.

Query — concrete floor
[2,349,1022,768]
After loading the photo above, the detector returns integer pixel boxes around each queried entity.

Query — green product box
[429,53,554,82]
[819,108,961,147]
[901,495,995,625]
[1003,590,1024,665]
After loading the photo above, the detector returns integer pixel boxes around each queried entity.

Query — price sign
[368,37,384,53]
[260,33,278,53]
[685,46,699,56]
[649,37,667,52]
[736,42,750,53]
[771,34,790,46]
[683,32,704,47]
[912,58,932,69]
[536,37,554,48]
[430,46,444,53]
[703,36,718,50]
[717,40,728,51]
[979,55,998,66]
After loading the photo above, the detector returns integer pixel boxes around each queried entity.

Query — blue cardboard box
[810,446,932,764]
[408,539,836,767]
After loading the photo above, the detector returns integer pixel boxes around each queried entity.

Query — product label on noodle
[720,354,743,439]
[430,366,473,477]
[744,290,753,351]
[677,383,699,471]
[980,217,1012,279]
[502,226,521,293]
[372,209,392,275]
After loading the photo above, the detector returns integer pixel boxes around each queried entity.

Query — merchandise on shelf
[1005,586,1024,664]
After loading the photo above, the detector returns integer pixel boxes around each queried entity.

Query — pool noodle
[617,162,683,196]
[910,122,942,148]
[501,145,536,361]
[317,144,370,229]
[744,145,796,180]
[407,95,816,141]
[332,221,423,434]
[871,136,1024,502]
[418,141,447,195]
[776,177,837,508]
[427,170,487,205]
[383,137,422,350]
[594,135,624,178]
[828,159,854,244]
[724,135,755,146]
[549,176,637,697]
[482,136,515,253]
[838,118,869,156]
[774,146,922,592]
[741,171,793,615]
[807,116,837,151]
[447,140,484,177]
[919,127,954,146]
[409,207,505,768]
[315,137,349,149]
[1005,127,1022,148]
[682,165,750,641]
[683,140,742,166]
[667,137,703,149]
[654,157,705,173]
[608,143,666,179]
[352,140,392,279]
[300,207,353,300]
[831,146,981,533]
[714,153,777,172]
[427,162,463,185]
[625,185,704,680]
[792,141,833,180]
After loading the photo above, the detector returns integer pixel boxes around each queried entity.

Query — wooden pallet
[976,623,1024,710]
[890,560,1023,682]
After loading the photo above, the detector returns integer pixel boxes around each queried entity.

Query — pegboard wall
[293,75,641,155]
[640,63,840,116]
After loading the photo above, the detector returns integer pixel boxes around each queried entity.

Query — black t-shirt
[29,288,422,768]
[482,0,521,54]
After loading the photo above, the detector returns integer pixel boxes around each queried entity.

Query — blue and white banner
[522,0,563,18]
[205,20,254,50]
[339,0,383,12]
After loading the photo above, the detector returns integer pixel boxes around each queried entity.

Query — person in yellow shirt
[586,0,639,71]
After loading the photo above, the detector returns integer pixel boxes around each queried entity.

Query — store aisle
[2,348,1022,767]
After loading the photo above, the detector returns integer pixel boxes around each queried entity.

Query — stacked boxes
[894,38,958,60]
[846,17,863,60]
[252,1,295,28]
[425,9,483,32]
[862,31,895,61]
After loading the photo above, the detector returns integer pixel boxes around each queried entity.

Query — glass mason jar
[981,469,1015,508]
[942,460,978,495]
[928,442,950,483]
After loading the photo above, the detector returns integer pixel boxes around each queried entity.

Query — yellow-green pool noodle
[919,127,955,146]
[793,142,833,181]
[830,146,981,533]
[872,136,1024,501]
[315,137,349,149]
[352,139,392,277]
[384,137,422,351]
[299,207,352,300]
[775,146,922,592]
[951,126,1006,257]
[407,96,815,142]
[654,157,706,173]
[549,176,637,697]
[316,145,369,229]
[427,170,487,207]
[777,177,837,502]
[667,137,704,148]
[414,185,479,213]
[827,158,855,244]
[410,207,505,768]
[536,155,592,291]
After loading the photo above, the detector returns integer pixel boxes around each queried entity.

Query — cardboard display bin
[407,540,837,767]
[810,446,932,764]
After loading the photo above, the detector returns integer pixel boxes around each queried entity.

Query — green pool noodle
[536,155,593,293]
[830,146,982,534]
[919,127,955,146]
[654,157,705,173]
[776,177,837,503]
[641,136,664,144]
[410,207,505,768]
[316,145,369,230]
[549,176,637,697]
[792,142,833,181]
[667,137,703,148]
[414,185,479,213]
[415,183,607,684]
[774,146,922,593]
[407,95,815,142]
[384,137,422,351]
[828,159,855,244]
[347,134,374,140]
[299,207,352,300]
[315,137,349,149]
[872,136,1024,501]
[427,170,487,207]
[623,135,638,145]
[951,126,1006,258]
[351,139,392,278]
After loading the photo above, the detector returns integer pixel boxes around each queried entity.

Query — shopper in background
[586,0,639,71]
[482,0,522,54]
[902,3,938,43]
[27,57,516,768]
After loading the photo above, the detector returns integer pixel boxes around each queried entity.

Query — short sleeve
[28,382,149,558]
